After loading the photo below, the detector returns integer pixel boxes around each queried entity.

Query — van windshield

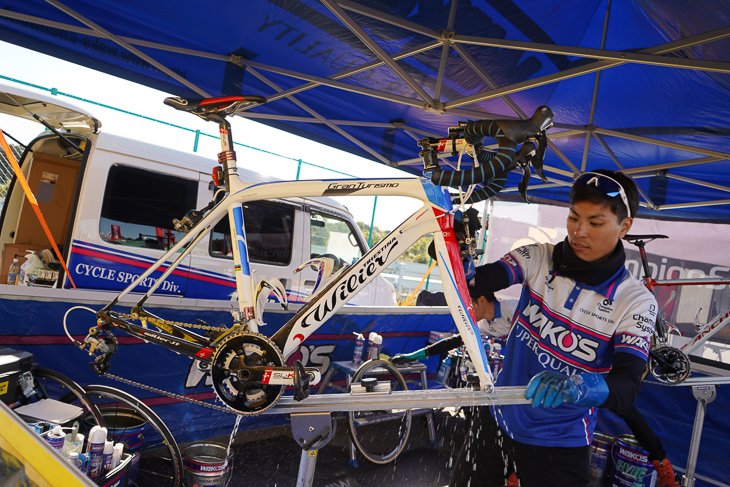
[310,211,363,269]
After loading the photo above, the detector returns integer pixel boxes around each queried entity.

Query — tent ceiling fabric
[2,0,730,217]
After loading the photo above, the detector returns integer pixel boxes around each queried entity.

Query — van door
[185,178,304,301]
[0,133,89,287]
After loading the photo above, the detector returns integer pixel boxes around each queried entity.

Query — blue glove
[524,371,609,408]
[463,257,475,280]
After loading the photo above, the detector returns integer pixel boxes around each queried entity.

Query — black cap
[467,276,495,302]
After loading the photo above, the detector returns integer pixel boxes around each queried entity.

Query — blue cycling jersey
[490,242,656,447]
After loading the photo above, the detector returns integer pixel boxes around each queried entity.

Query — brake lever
[533,130,549,183]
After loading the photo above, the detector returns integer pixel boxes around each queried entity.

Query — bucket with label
[86,408,147,451]
[183,442,233,487]
[589,431,615,481]
[103,408,147,451]
[611,434,657,487]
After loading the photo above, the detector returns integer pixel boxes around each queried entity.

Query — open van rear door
[0,82,99,287]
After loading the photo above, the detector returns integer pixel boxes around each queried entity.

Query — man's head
[469,290,496,321]
[567,169,639,262]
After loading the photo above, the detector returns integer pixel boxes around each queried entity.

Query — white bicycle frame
[108,169,495,390]
[651,277,730,356]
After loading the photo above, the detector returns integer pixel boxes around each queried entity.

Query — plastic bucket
[183,442,233,487]
[589,431,615,481]
[611,434,657,487]
[85,408,148,451]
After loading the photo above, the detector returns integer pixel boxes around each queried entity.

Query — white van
[0,82,396,306]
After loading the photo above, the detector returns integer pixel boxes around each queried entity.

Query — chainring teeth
[649,346,691,384]
[211,331,285,415]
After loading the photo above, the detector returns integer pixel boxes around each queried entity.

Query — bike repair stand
[268,384,529,487]
[677,376,730,487]
[291,411,337,487]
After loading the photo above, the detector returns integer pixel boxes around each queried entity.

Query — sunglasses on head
[574,172,632,218]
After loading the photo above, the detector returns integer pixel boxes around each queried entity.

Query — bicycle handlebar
[421,106,553,203]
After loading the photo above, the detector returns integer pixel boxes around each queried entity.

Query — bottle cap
[368,332,377,340]
[52,425,63,435]
[373,334,383,345]
[68,451,79,460]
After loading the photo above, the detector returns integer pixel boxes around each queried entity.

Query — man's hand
[390,349,428,365]
[525,370,609,408]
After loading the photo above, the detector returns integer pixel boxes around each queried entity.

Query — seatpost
[634,239,668,341]
[216,117,237,191]
[636,240,652,282]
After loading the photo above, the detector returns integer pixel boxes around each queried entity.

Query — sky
[0,41,424,232]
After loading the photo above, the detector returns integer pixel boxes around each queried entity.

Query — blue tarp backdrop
[1,0,729,217]
[1,2,730,485]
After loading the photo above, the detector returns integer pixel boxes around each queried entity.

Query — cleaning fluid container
[18,251,43,286]
[611,434,657,487]
[7,258,19,285]
[352,333,365,364]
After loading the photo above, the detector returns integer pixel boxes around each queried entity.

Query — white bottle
[67,451,82,469]
[7,258,19,285]
[368,333,383,360]
[18,250,43,286]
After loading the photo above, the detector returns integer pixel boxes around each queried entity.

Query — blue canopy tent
[1,0,730,218]
[1,1,730,485]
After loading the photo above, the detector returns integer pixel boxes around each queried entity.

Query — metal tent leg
[682,385,716,487]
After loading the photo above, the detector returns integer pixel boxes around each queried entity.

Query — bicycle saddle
[623,234,669,244]
[164,95,267,118]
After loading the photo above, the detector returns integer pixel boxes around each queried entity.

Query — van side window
[310,211,363,270]
[99,165,196,250]
[210,202,294,265]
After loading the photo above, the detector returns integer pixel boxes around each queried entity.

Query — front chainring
[649,346,691,384]
[210,332,285,414]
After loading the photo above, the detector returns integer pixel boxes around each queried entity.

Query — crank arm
[229,364,321,386]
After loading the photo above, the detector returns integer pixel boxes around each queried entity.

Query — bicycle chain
[116,312,229,332]
[104,313,249,414]
[103,372,241,414]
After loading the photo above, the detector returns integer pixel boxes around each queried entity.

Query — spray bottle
[352,333,365,364]
[87,425,108,479]
[437,353,453,385]
[368,333,383,360]
[7,257,19,285]
[46,424,65,451]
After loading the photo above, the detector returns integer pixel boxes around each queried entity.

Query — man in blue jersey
[449,169,657,487]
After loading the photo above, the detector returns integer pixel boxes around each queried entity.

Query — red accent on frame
[435,209,477,322]
[195,347,215,361]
